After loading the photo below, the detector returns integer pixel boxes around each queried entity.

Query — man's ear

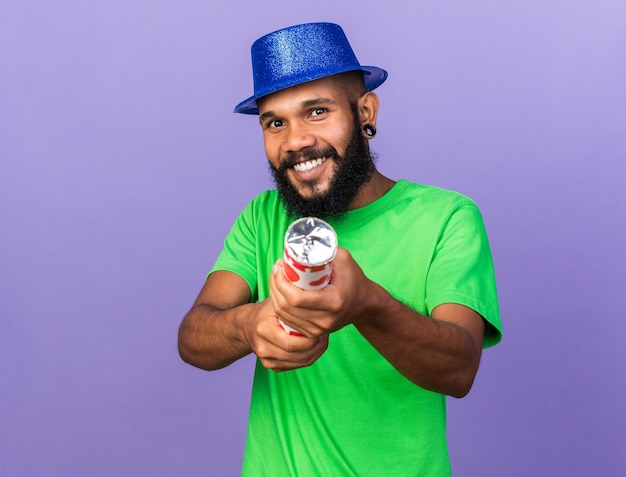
[357,91,380,127]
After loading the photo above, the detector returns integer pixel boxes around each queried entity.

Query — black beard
[269,116,376,221]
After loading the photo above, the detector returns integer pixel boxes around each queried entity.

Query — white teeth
[293,158,325,172]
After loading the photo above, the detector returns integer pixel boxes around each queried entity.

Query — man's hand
[178,270,328,372]
[244,298,329,372]
[269,247,371,338]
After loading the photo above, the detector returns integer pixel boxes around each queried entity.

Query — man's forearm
[355,282,484,398]
[178,303,255,371]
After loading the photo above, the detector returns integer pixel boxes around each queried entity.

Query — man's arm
[269,247,485,398]
[178,270,329,372]
[355,290,484,398]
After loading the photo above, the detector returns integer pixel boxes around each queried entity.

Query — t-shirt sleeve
[425,202,502,348]
[209,201,259,301]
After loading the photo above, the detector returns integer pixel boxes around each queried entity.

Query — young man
[178,22,502,476]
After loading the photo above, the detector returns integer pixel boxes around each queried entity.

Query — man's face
[257,76,375,220]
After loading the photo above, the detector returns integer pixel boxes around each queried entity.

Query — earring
[363,123,376,138]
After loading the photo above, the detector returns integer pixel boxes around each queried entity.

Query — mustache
[277,146,340,172]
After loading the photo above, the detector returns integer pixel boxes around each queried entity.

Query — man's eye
[268,119,283,128]
[310,108,326,117]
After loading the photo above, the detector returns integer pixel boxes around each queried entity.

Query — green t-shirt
[211,179,502,476]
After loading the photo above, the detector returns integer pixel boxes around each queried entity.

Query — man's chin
[290,183,329,202]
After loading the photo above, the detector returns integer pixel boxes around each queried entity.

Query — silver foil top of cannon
[284,217,338,266]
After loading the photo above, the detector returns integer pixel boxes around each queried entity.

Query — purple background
[1,1,625,476]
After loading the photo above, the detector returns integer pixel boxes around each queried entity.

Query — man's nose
[281,123,316,152]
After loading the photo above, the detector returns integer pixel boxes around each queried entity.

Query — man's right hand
[178,270,328,372]
[245,297,329,371]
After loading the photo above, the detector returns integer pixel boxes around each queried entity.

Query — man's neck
[349,170,396,211]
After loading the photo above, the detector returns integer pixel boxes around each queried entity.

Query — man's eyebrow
[259,97,339,124]
[300,97,338,108]
[259,110,275,123]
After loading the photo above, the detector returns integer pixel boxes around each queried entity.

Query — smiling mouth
[293,157,327,172]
